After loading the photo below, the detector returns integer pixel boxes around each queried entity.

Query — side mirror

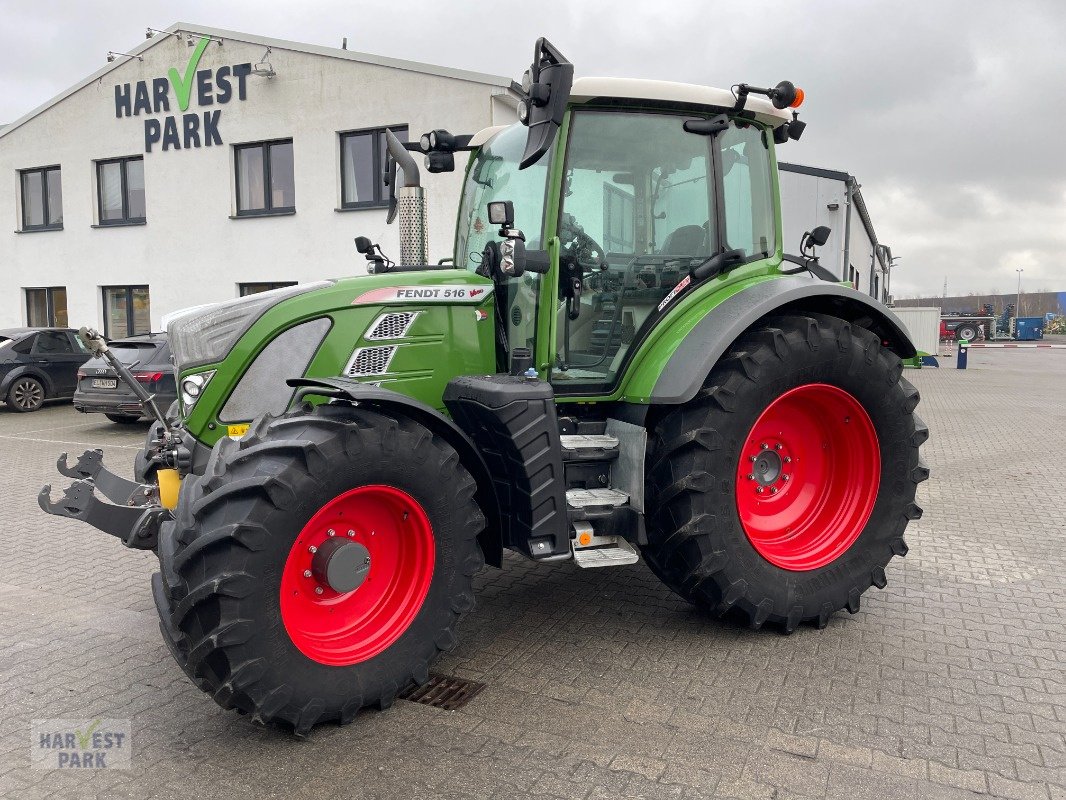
[518,38,573,170]
[354,236,373,254]
[803,225,832,249]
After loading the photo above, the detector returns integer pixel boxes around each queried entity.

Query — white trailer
[890,306,942,356]
[779,163,892,305]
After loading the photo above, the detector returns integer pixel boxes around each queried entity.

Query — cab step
[565,487,629,509]
[560,434,620,462]
[570,522,639,568]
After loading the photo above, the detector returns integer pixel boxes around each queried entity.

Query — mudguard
[287,377,504,567]
[650,275,917,404]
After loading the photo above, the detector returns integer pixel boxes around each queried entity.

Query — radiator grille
[366,312,419,340]
[346,345,397,377]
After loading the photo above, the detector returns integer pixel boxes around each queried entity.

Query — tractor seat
[660,225,707,257]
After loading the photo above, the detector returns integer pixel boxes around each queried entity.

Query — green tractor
[41,39,927,734]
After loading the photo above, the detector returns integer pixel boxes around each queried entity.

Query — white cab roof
[570,77,792,127]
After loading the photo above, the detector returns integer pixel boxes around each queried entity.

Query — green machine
[41,39,928,734]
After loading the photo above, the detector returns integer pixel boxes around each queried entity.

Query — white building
[0,23,518,335]
[779,162,894,304]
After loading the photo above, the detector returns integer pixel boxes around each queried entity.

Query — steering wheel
[559,213,606,272]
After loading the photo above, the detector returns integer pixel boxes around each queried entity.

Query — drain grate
[400,673,486,710]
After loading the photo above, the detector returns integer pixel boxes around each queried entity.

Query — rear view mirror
[518,38,573,170]
[803,225,832,249]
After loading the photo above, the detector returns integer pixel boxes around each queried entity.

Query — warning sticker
[227,424,250,439]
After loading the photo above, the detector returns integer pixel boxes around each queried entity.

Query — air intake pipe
[385,128,428,266]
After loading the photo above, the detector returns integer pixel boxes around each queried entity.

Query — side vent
[346,345,397,377]
[366,311,419,340]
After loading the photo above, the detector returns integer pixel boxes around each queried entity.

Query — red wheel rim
[735,384,880,571]
[280,485,435,666]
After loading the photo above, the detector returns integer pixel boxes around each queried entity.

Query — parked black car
[0,328,92,412]
[74,333,176,424]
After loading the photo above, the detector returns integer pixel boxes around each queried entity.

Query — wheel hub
[750,448,784,486]
[311,538,371,594]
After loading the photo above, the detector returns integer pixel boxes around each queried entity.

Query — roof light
[790,88,805,109]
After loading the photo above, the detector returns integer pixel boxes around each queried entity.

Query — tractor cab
[455,88,786,394]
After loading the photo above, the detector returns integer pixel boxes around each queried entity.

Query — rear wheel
[643,314,929,631]
[7,376,45,412]
[153,403,485,733]
[956,323,978,341]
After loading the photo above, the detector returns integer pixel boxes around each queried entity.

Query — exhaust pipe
[385,128,428,266]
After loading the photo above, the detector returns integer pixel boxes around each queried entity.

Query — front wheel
[153,403,486,733]
[643,314,929,632]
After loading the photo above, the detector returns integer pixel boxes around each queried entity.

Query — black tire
[7,376,45,412]
[153,402,485,734]
[956,323,978,341]
[105,413,142,424]
[642,313,929,632]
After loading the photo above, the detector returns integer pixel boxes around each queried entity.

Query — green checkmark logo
[75,719,102,750]
[169,37,210,112]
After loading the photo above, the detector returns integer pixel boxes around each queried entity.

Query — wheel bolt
[775,443,783,451]
[303,569,312,578]
[747,474,755,481]
[783,475,790,482]
[314,586,324,595]
[364,556,371,566]
[749,455,757,463]
[327,529,336,537]
[784,457,792,463]
[771,487,778,494]
[760,443,769,450]
[756,486,764,494]
[347,530,355,537]
[308,545,317,554]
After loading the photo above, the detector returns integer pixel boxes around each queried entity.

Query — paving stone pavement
[0,348,1063,799]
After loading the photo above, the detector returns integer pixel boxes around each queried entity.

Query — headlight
[167,282,332,370]
[180,370,214,413]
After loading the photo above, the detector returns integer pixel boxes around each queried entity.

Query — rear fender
[647,276,916,405]
[287,377,504,567]
[0,365,53,398]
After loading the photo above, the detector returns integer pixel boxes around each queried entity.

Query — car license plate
[92,378,118,389]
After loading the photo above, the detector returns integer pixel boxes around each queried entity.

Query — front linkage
[39,328,184,552]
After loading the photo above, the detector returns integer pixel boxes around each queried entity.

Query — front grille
[366,312,419,340]
[345,345,397,377]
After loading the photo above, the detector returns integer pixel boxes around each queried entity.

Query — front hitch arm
[39,480,167,551]
[57,448,156,507]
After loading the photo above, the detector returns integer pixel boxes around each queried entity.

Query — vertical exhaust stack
[385,129,429,266]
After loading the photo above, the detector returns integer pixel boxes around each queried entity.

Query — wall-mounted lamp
[145,27,180,40]
[106,50,143,63]
[185,32,224,47]
[250,47,276,78]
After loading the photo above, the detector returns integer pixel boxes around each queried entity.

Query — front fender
[628,275,916,405]
[287,377,504,567]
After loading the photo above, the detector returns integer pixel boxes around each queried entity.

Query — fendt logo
[113,37,252,153]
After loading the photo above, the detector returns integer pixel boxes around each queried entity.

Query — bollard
[957,339,968,369]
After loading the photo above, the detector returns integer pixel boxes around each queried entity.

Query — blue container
[1014,317,1045,341]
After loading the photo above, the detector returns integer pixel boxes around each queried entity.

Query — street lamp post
[1016,268,1023,319]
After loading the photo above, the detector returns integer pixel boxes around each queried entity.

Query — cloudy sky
[3,0,1064,297]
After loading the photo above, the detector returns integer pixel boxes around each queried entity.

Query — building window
[239,282,298,296]
[96,156,145,225]
[102,286,151,339]
[340,126,407,209]
[20,167,63,231]
[25,287,68,327]
[235,139,295,216]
